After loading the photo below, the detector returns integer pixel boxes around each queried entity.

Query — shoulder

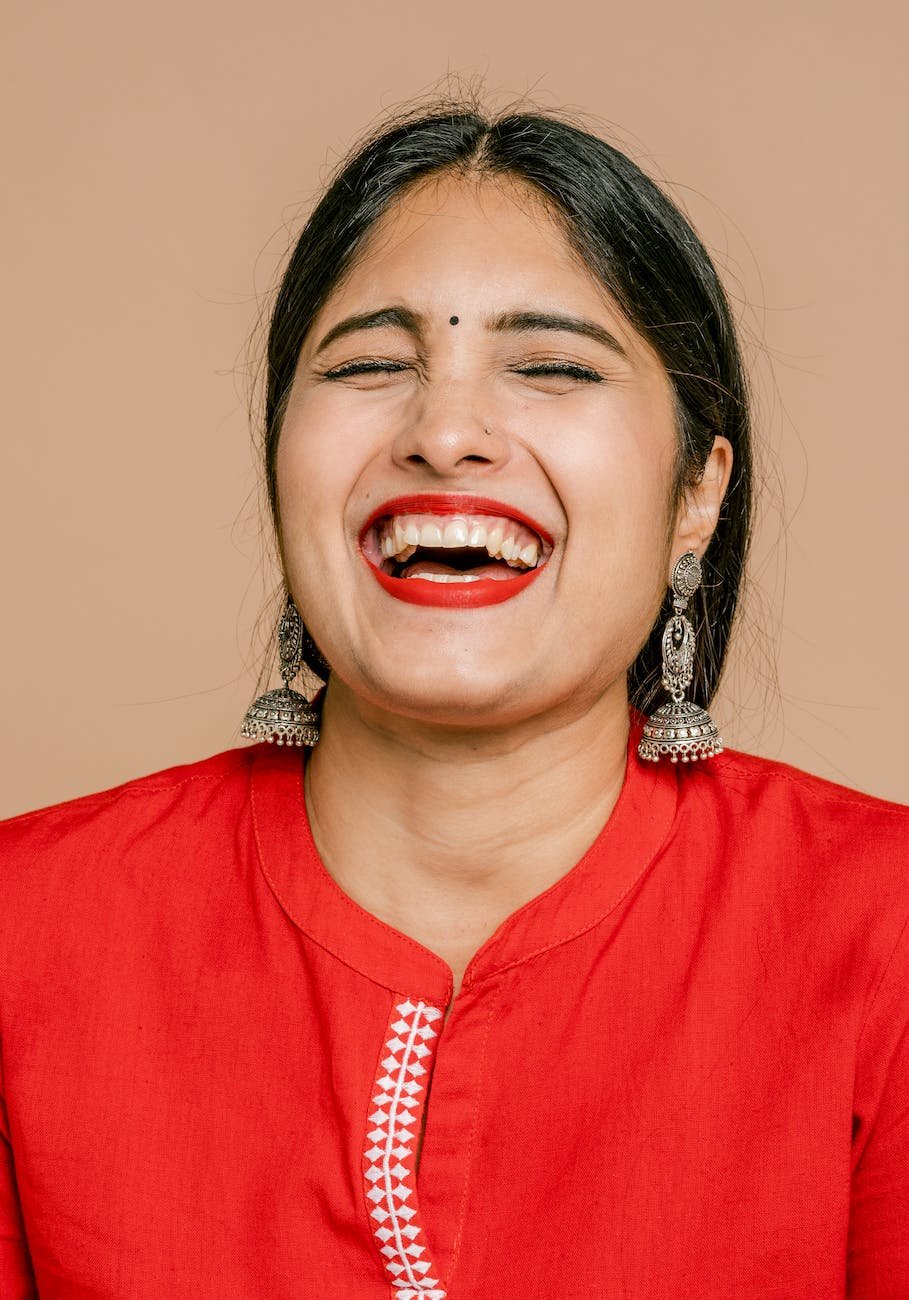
[0,746,260,886]
[675,745,908,949]
[680,746,908,878]
[668,749,909,1029]
[691,745,907,835]
[0,746,275,1018]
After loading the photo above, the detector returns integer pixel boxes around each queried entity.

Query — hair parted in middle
[261,98,752,715]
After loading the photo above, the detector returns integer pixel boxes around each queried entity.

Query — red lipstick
[358,493,551,609]
[359,494,554,544]
[365,563,543,608]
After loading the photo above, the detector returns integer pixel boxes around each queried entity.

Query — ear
[670,436,734,570]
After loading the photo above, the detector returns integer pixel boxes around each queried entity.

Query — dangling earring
[638,552,723,764]
[240,594,322,747]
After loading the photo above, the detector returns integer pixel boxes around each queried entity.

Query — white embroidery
[363,999,447,1300]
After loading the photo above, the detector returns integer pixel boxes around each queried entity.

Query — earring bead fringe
[241,685,320,748]
[637,698,723,763]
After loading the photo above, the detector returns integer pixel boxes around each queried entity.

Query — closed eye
[320,359,604,384]
[511,362,603,382]
[322,359,411,379]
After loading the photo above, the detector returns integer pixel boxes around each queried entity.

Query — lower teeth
[407,572,483,583]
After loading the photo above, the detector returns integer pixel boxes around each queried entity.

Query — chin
[351,658,544,730]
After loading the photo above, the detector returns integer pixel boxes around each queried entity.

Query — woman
[1,105,906,1298]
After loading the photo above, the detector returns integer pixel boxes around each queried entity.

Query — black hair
[263,103,752,712]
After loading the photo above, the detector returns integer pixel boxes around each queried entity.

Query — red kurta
[0,727,907,1298]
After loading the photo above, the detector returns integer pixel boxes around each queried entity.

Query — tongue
[400,559,519,582]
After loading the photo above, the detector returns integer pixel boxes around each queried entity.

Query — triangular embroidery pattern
[363,998,447,1300]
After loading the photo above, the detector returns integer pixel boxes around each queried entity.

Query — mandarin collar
[250,715,678,1006]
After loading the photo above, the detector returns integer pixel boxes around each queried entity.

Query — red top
[1,729,907,1298]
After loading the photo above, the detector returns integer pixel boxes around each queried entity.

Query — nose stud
[449,315,459,325]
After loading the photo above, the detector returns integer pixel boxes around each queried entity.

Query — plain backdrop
[3,0,907,816]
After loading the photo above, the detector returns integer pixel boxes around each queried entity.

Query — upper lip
[358,493,555,547]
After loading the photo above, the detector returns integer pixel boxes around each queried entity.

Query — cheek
[274,397,368,549]
[276,379,405,518]
[549,408,676,562]
[542,405,676,656]
[273,431,344,613]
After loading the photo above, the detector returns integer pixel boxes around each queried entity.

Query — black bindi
[449,315,459,325]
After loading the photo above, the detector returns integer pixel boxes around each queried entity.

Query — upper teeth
[378,513,542,569]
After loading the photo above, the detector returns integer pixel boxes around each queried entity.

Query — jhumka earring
[638,552,723,764]
[240,594,322,747]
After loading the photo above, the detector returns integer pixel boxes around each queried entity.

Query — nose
[389,381,512,478]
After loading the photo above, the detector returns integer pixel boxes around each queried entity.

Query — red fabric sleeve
[0,1059,37,1297]
[848,916,909,1297]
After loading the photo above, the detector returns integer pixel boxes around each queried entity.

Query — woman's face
[276,173,718,730]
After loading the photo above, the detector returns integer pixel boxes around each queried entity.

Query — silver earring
[638,552,723,764]
[240,595,321,747]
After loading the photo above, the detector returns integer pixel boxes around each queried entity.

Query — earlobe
[671,436,734,565]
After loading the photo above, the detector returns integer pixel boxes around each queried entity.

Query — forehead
[363,171,571,254]
[321,171,627,326]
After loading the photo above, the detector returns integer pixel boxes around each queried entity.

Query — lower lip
[361,555,545,607]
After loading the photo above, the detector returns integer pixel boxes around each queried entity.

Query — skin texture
[276,173,732,996]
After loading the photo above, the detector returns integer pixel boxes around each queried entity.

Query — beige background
[2,0,907,817]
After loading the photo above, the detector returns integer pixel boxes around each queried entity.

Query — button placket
[363,998,448,1300]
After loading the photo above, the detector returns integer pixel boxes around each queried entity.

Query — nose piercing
[449,315,459,325]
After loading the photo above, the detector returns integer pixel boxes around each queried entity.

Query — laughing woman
[1,106,907,1299]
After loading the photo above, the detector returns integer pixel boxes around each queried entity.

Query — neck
[303,679,631,987]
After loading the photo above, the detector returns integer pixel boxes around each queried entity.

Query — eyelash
[322,360,604,382]
[323,360,409,379]
[512,362,603,383]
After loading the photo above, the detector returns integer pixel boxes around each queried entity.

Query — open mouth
[358,496,553,607]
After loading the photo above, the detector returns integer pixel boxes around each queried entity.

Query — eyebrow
[490,311,628,359]
[312,305,629,359]
[314,307,424,356]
